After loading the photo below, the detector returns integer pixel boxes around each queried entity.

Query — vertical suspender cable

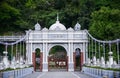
[27,32,30,61]
[95,41,97,57]
[23,41,24,59]
[99,42,100,58]
[16,43,18,59]
[103,43,105,60]
[92,39,93,57]
[11,44,13,60]
[117,41,119,64]
[89,37,91,59]
[85,42,88,62]
[109,42,111,52]
[20,41,21,57]
[5,45,8,52]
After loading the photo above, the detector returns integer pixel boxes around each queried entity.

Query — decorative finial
[36,19,38,24]
[77,21,78,23]
[57,13,59,21]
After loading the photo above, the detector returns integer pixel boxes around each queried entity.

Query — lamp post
[108,51,113,67]
[3,51,9,69]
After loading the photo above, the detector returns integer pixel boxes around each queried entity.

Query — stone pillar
[68,43,74,71]
[73,52,76,71]
[109,56,113,67]
[30,43,33,64]
[85,43,88,63]
[66,56,68,71]
[42,28,48,72]
[42,43,48,72]
[108,52,113,67]
[82,43,86,64]
[80,52,84,71]
[42,62,48,72]
[48,56,50,71]
[32,52,36,71]
[26,43,32,64]
[40,52,43,72]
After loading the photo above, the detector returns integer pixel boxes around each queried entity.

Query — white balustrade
[82,67,120,78]
[2,67,33,78]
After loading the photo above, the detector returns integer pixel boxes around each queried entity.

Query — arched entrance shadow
[48,45,68,71]
[32,48,42,72]
[74,48,81,71]
[35,48,41,72]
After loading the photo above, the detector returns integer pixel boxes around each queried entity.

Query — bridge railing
[1,67,33,78]
[82,67,120,78]
[0,36,24,41]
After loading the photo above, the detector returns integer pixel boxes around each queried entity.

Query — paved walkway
[23,71,94,78]
[38,72,79,78]
[23,72,42,78]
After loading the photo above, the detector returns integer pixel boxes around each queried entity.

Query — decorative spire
[37,19,38,23]
[57,13,59,21]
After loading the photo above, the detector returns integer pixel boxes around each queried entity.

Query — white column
[26,43,28,63]
[109,56,113,67]
[68,42,70,62]
[71,42,73,63]
[42,42,48,72]
[68,42,74,71]
[43,43,45,62]
[26,43,32,64]
[83,42,85,63]
[30,43,32,64]
[45,43,48,62]
[82,43,84,52]
[45,43,48,71]
[85,42,88,62]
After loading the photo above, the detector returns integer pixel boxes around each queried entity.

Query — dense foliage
[90,7,120,40]
[0,0,120,40]
[0,0,119,62]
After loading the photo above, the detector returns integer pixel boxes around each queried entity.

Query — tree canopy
[89,7,120,40]
[0,0,120,40]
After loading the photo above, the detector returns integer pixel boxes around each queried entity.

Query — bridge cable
[85,30,120,44]
[16,43,18,60]
[98,42,100,59]
[92,39,93,58]
[95,41,97,58]
[20,41,21,58]
[117,42,119,63]
[11,44,13,60]
[88,36,91,58]
[109,43,112,52]
[23,41,25,59]
[103,43,105,61]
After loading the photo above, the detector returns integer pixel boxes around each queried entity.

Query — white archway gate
[26,29,88,72]
[25,18,88,72]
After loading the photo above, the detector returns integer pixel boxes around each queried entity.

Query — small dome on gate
[42,27,48,31]
[74,22,81,31]
[68,27,74,31]
[49,14,66,31]
[34,22,41,31]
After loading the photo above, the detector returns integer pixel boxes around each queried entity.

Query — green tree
[0,0,120,35]
[89,7,120,40]
[0,1,20,33]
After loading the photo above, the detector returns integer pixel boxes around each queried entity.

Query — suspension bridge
[0,21,120,78]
